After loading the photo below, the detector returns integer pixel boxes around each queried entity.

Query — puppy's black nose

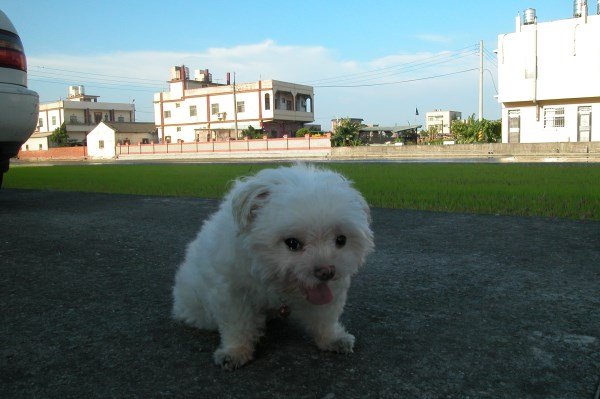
[314,265,335,281]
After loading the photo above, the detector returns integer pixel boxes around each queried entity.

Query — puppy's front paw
[213,346,254,370]
[318,332,355,354]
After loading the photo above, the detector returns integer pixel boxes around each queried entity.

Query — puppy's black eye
[335,235,347,247]
[284,238,303,251]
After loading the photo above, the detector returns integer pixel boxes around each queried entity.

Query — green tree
[241,125,264,139]
[295,127,311,138]
[50,123,69,147]
[452,115,501,144]
[331,118,364,147]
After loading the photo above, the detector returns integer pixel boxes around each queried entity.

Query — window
[164,110,171,118]
[70,115,78,123]
[176,127,182,132]
[211,103,219,115]
[118,116,125,122]
[189,105,197,117]
[99,140,105,149]
[175,103,180,108]
[38,118,43,127]
[51,116,56,125]
[25,144,29,150]
[264,93,270,110]
[544,107,565,128]
[38,144,42,150]
[236,101,245,113]
[104,114,109,121]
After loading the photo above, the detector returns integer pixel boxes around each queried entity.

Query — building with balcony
[497,2,600,143]
[29,85,135,146]
[153,66,314,143]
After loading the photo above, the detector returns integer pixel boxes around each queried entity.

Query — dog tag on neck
[279,304,291,318]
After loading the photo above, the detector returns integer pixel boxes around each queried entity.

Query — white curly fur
[172,164,374,369]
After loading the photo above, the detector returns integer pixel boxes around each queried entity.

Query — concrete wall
[332,142,600,161]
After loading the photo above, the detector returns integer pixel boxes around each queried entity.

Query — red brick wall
[18,147,87,160]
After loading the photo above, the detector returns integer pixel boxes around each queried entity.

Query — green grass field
[4,162,600,220]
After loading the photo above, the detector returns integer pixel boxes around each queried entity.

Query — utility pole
[479,40,484,121]
[233,72,239,139]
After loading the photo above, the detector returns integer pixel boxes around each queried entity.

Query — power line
[312,50,479,86]
[484,69,498,94]
[29,77,161,93]
[29,65,163,84]
[29,72,162,89]
[482,48,498,68]
[302,43,479,85]
[314,68,479,88]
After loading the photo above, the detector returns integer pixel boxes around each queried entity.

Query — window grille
[544,107,565,128]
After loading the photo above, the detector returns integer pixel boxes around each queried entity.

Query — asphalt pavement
[1,189,599,398]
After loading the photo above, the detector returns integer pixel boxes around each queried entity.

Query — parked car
[0,10,39,187]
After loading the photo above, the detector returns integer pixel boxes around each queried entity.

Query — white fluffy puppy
[172,164,374,369]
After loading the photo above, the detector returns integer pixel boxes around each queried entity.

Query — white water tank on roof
[68,85,84,97]
[523,8,536,24]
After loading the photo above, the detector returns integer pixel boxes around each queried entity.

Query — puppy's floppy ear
[231,180,270,230]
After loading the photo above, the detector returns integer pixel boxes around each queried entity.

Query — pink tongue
[305,283,333,305]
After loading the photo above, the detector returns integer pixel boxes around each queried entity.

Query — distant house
[21,132,52,151]
[21,85,136,152]
[425,110,462,137]
[87,122,158,159]
[331,118,364,131]
[497,4,600,143]
[154,66,314,142]
[358,125,421,144]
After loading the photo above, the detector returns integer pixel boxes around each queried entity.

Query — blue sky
[2,0,580,127]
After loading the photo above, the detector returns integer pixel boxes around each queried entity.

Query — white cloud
[27,40,499,126]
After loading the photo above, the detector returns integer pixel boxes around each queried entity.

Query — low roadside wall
[332,142,600,161]
[115,136,331,160]
[17,146,87,160]
[14,141,600,162]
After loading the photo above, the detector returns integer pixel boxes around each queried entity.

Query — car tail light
[0,28,27,72]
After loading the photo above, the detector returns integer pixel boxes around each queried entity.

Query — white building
[86,122,158,159]
[28,85,135,147]
[497,1,600,143]
[425,110,462,136]
[154,66,314,143]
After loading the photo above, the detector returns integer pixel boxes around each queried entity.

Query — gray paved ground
[1,189,599,399]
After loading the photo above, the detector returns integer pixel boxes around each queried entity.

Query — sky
[1,0,583,128]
